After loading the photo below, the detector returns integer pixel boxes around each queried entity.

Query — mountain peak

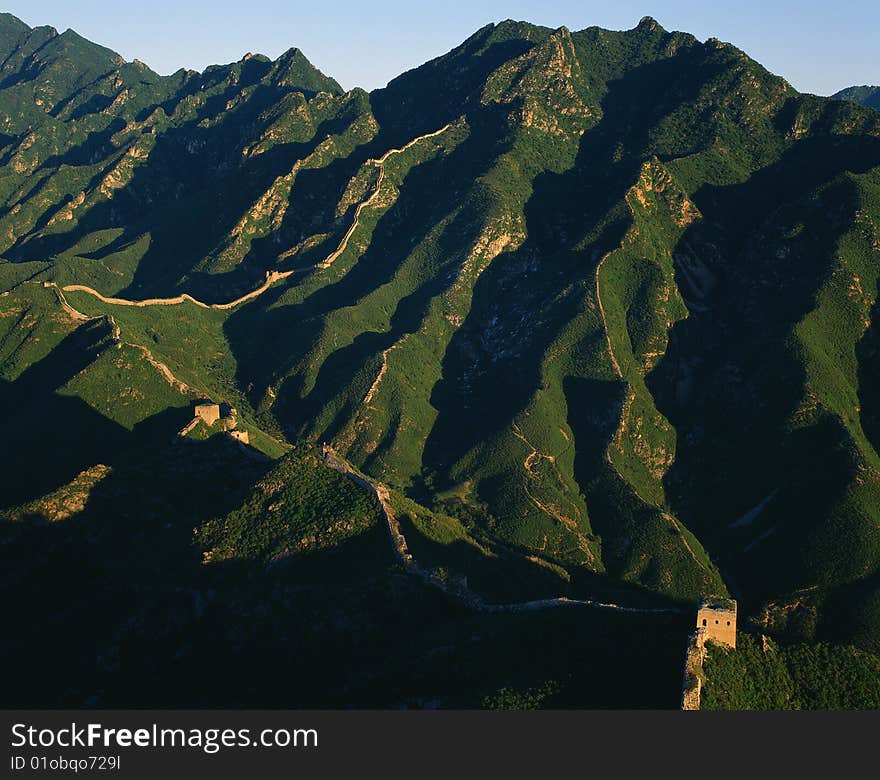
[0,11,30,33]
[272,46,342,94]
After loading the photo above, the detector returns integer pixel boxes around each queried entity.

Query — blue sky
[5,1,877,95]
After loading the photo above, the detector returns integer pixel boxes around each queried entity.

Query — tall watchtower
[193,402,221,426]
[696,597,737,649]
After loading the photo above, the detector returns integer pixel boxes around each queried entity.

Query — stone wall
[177,417,201,438]
[681,628,706,710]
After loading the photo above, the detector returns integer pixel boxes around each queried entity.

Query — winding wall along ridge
[57,123,455,309]
[320,444,680,616]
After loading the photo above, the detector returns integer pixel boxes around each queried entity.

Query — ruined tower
[696,596,737,648]
[193,402,221,426]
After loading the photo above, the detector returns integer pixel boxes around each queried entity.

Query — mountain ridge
[833,84,880,110]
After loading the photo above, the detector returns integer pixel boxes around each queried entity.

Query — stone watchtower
[193,402,221,426]
[696,597,737,648]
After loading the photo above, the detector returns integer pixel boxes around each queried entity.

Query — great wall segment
[680,597,738,710]
[323,441,742,709]
[319,443,683,617]
[38,123,456,313]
